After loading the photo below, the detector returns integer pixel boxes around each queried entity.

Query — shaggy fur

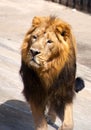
[20,16,84,130]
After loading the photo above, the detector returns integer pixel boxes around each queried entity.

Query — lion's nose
[30,49,40,57]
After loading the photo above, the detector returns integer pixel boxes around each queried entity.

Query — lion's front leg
[30,101,48,130]
[59,103,73,130]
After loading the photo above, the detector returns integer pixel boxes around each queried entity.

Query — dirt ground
[0,0,91,130]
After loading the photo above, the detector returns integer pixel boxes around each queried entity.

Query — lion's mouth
[30,58,41,67]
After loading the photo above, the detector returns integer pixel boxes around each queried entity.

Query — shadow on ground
[0,100,34,130]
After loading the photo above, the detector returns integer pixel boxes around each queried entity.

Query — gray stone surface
[0,0,91,130]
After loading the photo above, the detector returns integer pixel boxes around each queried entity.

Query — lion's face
[22,16,75,72]
[27,25,60,68]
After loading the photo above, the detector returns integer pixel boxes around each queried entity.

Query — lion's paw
[58,123,73,130]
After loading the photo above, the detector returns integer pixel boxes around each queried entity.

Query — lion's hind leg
[58,103,73,130]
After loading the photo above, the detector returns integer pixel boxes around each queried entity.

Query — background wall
[47,0,91,13]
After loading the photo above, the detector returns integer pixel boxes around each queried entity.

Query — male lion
[20,16,84,130]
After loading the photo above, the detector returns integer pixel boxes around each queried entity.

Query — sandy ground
[0,0,91,130]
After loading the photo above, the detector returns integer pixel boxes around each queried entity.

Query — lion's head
[21,16,76,83]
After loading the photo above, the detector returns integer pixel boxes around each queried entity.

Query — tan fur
[60,103,73,130]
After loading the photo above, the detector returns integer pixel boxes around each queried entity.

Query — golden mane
[21,16,76,88]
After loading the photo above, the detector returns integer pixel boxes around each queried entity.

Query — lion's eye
[61,31,66,36]
[47,40,53,44]
[32,35,37,41]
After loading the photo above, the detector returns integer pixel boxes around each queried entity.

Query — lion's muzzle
[29,48,41,67]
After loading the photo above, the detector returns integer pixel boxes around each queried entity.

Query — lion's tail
[75,77,85,93]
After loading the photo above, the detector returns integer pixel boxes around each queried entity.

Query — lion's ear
[32,16,49,27]
[56,23,71,41]
[32,16,41,26]
[56,24,70,37]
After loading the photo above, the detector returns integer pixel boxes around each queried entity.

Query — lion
[20,16,85,130]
